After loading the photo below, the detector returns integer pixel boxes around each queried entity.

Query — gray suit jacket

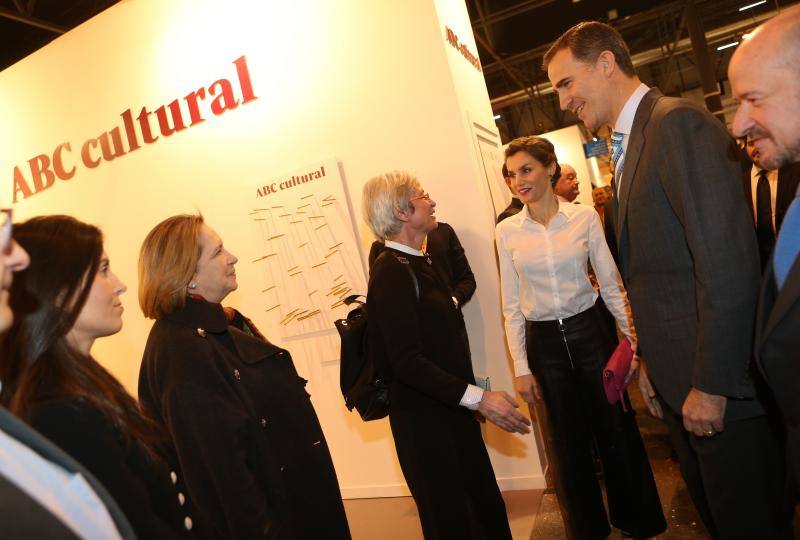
[614,88,764,420]
[0,406,137,539]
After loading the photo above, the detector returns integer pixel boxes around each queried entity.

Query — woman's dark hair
[0,215,165,460]
[504,135,562,185]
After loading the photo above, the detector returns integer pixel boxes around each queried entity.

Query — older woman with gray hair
[362,171,529,540]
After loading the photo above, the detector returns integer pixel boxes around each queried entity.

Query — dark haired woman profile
[496,136,666,539]
[0,215,191,539]
[137,214,349,540]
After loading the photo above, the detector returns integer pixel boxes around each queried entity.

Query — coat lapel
[616,88,662,251]
[742,169,754,220]
[763,253,800,340]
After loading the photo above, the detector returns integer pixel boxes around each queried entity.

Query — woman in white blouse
[496,136,666,540]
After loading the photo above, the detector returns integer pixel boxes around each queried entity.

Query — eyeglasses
[410,192,431,202]
[0,208,12,256]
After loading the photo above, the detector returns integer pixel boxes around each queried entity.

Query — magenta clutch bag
[603,339,634,411]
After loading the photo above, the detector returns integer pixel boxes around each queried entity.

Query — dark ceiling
[0,0,119,71]
[466,0,790,138]
[0,0,789,139]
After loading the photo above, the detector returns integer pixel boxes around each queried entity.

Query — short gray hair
[362,171,421,241]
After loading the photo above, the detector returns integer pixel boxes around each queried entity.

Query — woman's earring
[188,282,197,290]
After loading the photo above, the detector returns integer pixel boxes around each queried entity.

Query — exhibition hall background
[0,0,576,498]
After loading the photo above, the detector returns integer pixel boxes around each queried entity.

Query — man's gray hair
[362,171,421,241]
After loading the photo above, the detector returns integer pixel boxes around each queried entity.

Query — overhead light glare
[717,41,739,50]
[493,114,501,120]
[739,1,767,11]
[742,33,751,39]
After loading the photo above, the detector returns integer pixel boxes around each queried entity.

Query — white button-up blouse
[496,201,635,377]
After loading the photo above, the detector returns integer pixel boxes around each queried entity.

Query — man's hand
[638,361,663,418]
[514,374,543,404]
[682,387,726,437]
[477,391,531,434]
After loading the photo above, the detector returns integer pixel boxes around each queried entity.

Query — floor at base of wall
[344,488,540,540]
[343,382,714,539]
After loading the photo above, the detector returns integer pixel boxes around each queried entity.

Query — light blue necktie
[610,131,625,193]
[774,194,800,289]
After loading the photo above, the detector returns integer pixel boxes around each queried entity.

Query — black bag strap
[378,249,419,302]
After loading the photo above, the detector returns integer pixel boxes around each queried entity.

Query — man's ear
[393,206,410,223]
[597,50,615,76]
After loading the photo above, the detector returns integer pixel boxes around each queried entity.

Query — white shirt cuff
[513,359,531,377]
[459,384,484,411]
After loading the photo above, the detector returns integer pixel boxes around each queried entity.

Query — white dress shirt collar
[385,239,424,256]
[511,198,578,228]
[612,83,650,136]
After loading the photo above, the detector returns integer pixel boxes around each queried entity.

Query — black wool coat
[28,399,190,539]
[139,298,350,540]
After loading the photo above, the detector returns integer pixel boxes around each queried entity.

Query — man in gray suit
[730,5,800,496]
[0,214,135,539]
[545,21,791,538]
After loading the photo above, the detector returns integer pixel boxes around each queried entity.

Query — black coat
[28,399,190,539]
[139,298,350,540]
[755,256,800,487]
[368,222,477,307]
[366,248,511,539]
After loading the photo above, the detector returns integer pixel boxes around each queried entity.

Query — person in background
[497,136,664,539]
[741,135,800,270]
[497,163,524,224]
[592,186,609,223]
[730,4,800,497]
[363,171,530,539]
[138,214,350,540]
[553,163,580,203]
[0,215,187,538]
[545,20,790,538]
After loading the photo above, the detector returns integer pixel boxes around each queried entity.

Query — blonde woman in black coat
[137,214,349,540]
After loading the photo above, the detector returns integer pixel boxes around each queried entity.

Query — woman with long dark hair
[0,215,191,539]
[496,136,666,539]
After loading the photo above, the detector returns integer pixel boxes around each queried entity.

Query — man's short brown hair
[543,21,636,78]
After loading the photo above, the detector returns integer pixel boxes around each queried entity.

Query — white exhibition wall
[0,0,543,497]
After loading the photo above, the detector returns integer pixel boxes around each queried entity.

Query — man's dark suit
[0,406,136,539]
[741,162,800,268]
[614,88,790,538]
[755,232,800,493]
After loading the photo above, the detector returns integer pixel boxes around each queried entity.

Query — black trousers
[526,307,666,540]
[389,399,512,540]
[658,396,793,540]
